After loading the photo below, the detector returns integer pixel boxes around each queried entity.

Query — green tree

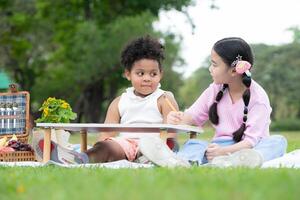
[0,0,49,90]
[252,42,300,120]
[0,0,193,122]
[179,58,211,108]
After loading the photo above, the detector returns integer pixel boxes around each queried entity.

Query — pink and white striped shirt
[185,80,272,146]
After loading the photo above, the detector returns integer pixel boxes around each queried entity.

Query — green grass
[1,130,300,200]
[1,167,300,200]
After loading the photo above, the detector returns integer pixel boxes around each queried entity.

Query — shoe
[210,149,263,168]
[33,138,88,164]
[134,155,150,164]
[139,137,190,168]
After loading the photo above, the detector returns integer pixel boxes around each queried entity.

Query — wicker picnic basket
[0,84,35,162]
[0,151,35,162]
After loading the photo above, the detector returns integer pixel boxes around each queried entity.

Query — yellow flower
[16,184,25,193]
[43,107,49,116]
[61,102,69,109]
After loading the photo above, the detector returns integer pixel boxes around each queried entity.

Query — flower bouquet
[35,97,77,123]
[33,97,77,161]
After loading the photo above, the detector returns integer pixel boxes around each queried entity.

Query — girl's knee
[104,141,127,161]
[94,140,122,153]
[270,135,288,147]
[270,135,288,155]
[88,140,126,162]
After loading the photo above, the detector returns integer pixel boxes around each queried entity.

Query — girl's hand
[167,111,184,124]
[205,143,226,161]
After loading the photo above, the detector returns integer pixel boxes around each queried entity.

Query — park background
[1,1,300,199]
[1,0,300,131]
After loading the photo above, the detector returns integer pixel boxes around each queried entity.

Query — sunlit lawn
[1,129,300,200]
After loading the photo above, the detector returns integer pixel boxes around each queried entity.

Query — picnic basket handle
[8,83,19,93]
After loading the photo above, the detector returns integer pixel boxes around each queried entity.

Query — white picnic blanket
[1,150,300,169]
[0,159,154,169]
[261,149,300,168]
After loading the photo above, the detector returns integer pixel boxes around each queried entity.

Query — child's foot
[33,138,88,164]
[139,137,190,168]
[210,149,263,168]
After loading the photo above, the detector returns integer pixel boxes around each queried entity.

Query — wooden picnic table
[35,123,203,163]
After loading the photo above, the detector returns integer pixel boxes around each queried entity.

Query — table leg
[159,129,168,141]
[80,130,87,152]
[189,132,197,139]
[43,128,51,163]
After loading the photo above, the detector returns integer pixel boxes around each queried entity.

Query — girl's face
[209,49,233,84]
[125,59,162,97]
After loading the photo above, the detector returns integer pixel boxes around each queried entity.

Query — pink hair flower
[235,61,252,76]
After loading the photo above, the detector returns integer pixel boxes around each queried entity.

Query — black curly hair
[121,36,165,71]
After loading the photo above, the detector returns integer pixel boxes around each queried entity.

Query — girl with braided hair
[139,37,287,167]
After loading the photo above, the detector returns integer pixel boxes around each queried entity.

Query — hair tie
[231,55,252,77]
[243,107,248,114]
[236,61,251,74]
[243,115,247,122]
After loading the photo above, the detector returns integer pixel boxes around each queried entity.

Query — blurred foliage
[0,0,193,122]
[2,0,299,129]
[178,58,211,107]
[251,42,300,120]
[271,118,300,132]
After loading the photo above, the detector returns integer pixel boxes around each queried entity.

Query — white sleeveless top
[118,86,165,139]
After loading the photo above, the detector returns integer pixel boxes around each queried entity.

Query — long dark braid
[209,84,228,124]
[232,74,252,142]
[209,37,254,142]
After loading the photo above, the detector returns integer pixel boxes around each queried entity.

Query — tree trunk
[79,79,105,123]
[73,67,122,123]
[84,0,92,20]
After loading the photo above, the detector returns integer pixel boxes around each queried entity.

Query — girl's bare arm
[98,97,121,141]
